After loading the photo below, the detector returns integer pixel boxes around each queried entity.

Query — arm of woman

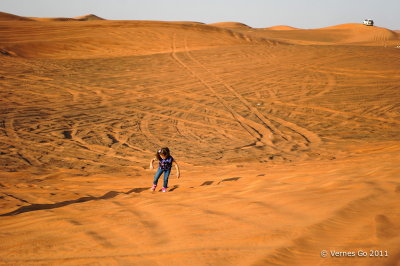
[173,160,180,178]
[149,158,156,169]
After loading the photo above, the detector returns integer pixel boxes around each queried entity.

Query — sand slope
[1,12,400,265]
[209,22,252,30]
[0,18,273,59]
[28,14,105,22]
[264,25,300,31]
[0,11,33,21]
[218,23,399,46]
[73,14,105,21]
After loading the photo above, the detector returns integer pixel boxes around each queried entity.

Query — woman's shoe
[161,187,167,192]
[150,184,157,191]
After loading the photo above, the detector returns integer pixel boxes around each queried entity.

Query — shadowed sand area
[0,11,400,265]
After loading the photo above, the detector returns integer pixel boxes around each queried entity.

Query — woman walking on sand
[150,147,180,192]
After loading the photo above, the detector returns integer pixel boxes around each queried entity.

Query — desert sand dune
[73,14,105,21]
[0,18,272,59]
[28,14,105,22]
[0,12,400,265]
[0,11,33,21]
[209,22,252,30]
[319,23,398,44]
[220,23,399,46]
[28,17,76,22]
[264,25,300,31]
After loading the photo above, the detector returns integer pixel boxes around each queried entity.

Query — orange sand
[264,25,300,31]
[0,11,399,265]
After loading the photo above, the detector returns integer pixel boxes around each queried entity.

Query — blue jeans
[153,167,171,188]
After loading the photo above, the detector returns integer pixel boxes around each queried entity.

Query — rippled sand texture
[1,11,400,265]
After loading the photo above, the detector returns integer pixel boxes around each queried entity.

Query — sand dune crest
[73,14,105,21]
[209,22,252,29]
[221,22,399,46]
[264,25,299,30]
[0,11,33,21]
[27,13,105,22]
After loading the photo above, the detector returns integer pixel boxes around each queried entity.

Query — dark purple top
[159,156,174,170]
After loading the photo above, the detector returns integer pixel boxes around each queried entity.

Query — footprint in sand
[201,181,214,186]
[217,177,241,185]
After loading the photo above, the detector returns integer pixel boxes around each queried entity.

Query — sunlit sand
[1,11,399,265]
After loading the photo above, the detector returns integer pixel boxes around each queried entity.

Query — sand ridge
[0,11,33,21]
[0,11,400,265]
[0,18,278,59]
[27,14,105,22]
[264,25,300,31]
[209,22,252,30]
[216,22,400,46]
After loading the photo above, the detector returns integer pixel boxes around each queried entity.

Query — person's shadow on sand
[0,187,150,217]
[1,177,241,216]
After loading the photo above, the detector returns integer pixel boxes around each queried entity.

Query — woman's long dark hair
[156,147,170,160]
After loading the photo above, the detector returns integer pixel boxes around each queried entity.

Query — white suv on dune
[363,19,374,26]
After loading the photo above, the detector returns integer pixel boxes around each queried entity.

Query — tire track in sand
[170,34,276,149]
[139,113,165,148]
[174,104,236,143]
[177,36,321,149]
[267,100,400,125]
[175,104,204,143]
[3,113,42,166]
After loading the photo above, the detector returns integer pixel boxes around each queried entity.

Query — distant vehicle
[363,19,374,26]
